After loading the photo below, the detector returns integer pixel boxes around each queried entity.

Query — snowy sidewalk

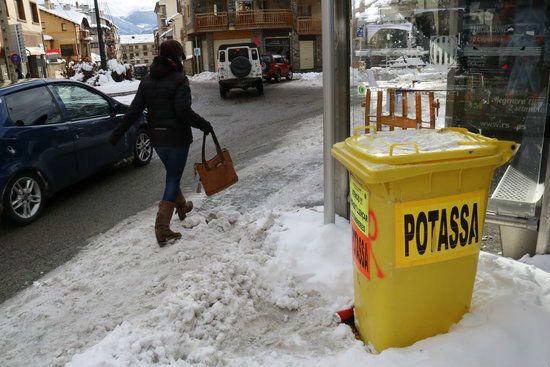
[1,114,550,367]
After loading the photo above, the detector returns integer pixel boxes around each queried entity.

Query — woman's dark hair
[160,40,185,62]
[159,40,185,72]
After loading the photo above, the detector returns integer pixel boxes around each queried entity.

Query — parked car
[0,79,152,224]
[217,43,263,98]
[260,54,293,82]
[133,64,149,80]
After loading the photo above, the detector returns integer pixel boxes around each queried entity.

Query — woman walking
[110,40,212,246]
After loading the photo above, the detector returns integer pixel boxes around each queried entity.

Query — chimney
[44,0,51,9]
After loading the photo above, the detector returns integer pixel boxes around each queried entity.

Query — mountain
[112,10,157,35]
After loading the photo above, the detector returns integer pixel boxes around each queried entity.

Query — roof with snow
[120,34,155,45]
[39,5,90,26]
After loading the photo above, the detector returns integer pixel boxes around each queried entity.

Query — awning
[26,46,45,56]
[43,34,53,41]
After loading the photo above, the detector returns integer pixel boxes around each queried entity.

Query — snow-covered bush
[66,58,134,86]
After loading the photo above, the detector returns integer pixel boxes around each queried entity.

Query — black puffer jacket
[113,56,210,147]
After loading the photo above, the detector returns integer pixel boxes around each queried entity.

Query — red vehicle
[260,54,293,82]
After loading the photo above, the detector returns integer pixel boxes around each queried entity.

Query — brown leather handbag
[195,131,238,196]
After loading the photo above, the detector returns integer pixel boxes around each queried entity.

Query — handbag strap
[201,130,224,169]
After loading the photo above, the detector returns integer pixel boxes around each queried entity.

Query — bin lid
[331,127,518,184]
[342,127,517,165]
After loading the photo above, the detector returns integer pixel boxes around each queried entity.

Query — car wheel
[133,129,153,166]
[3,173,45,225]
[274,71,281,83]
[220,86,228,98]
[286,71,293,81]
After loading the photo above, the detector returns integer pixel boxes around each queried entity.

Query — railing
[195,12,228,32]
[234,9,293,29]
[296,17,321,35]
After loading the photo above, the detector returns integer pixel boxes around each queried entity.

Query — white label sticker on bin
[350,176,369,236]
[395,191,485,268]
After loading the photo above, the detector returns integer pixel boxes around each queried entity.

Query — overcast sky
[64,0,156,17]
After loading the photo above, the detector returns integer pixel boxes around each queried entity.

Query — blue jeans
[155,145,190,202]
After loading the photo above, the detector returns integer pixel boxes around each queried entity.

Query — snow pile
[68,59,133,87]
[188,71,218,82]
[108,59,128,77]
[97,80,141,95]
[1,112,550,367]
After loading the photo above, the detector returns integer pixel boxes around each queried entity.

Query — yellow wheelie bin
[331,127,517,352]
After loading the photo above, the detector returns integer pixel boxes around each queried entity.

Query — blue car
[0,79,151,224]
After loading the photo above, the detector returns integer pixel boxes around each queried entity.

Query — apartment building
[120,34,156,66]
[154,0,185,45]
[86,9,120,60]
[0,0,47,81]
[40,4,91,62]
[181,0,322,73]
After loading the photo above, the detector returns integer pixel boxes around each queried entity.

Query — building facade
[180,0,322,73]
[0,0,47,82]
[40,5,91,62]
[120,34,156,66]
[85,9,120,60]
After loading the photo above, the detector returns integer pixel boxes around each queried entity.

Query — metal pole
[94,0,107,70]
[536,152,550,254]
[322,0,335,224]
[334,0,351,220]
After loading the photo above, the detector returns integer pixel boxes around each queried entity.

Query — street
[0,81,323,303]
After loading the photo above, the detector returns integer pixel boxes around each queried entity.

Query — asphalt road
[0,81,324,304]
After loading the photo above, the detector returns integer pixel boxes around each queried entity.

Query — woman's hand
[200,121,213,135]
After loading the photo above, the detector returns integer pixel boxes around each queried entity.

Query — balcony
[296,17,321,35]
[195,12,228,33]
[233,9,293,29]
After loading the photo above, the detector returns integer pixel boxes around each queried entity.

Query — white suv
[217,43,263,98]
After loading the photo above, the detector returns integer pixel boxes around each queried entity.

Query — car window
[52,84,111,121]
[5,86,62,126]
[219,50,226,62]
[228,48,249,61]
[251,49,258,60]
[275,57,285,64]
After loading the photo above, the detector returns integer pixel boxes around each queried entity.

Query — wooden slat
[415,93,422,128]
[388,89,395,131]
[365,89,371,133]
[402,91,408,130]
[429,92,436,129]
[376,90,383,131]
[379,116,418,129]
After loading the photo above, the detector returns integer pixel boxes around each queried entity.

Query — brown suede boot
[175,192,193,221]
[155,200,182,246]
